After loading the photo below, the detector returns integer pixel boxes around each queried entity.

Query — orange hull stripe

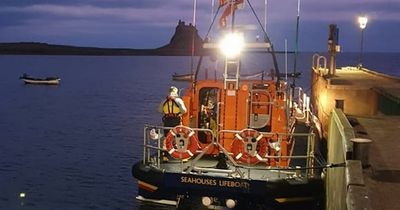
[138,180,158,192]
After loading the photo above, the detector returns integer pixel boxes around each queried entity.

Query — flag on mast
[219,0,244,28]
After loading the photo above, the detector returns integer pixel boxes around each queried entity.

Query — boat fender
[165,126,199,160]
[231,129,267,164]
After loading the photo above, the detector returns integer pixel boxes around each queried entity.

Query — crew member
[159,86,187,133]
[159,86,187,162]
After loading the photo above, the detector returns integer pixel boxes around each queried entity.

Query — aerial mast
[293,0,300,87]
[190,0,197,77]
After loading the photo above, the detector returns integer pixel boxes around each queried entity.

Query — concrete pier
[354,116,400,210]
[311,63,400,210]
[312,66,400,138]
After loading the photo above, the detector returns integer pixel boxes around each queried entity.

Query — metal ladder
[223,57,240,90]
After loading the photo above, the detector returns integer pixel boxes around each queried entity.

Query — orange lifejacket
[162,96,181,117]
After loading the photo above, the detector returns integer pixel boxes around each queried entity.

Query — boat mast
[264,0,267,32]
[230,0,236,31]
[211,0,215,24]
[291,0,300,113]
[190,0,197,77]
[293,0,300,87]
[193,0,197,26]
[190,0,197,117]
[285,39,288,81]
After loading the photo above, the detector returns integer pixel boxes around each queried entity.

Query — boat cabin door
[197,87,219,144]
[249,87,272,132]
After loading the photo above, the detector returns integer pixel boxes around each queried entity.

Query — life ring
[231,129,267,164]
[165,126,199,159]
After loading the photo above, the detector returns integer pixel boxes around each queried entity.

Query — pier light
[357,16,368,68]
[358,16,368,29]
[219,32,244,58]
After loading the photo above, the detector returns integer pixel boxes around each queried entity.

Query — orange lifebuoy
[165,126,199,159]
[231,129,267,164]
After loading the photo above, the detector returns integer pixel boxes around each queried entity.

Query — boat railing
[216,130,316,178]
[142,125,215,168]
[142,125,317,179]
[292,87,311,124]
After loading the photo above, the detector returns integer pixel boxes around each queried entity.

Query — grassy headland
[0,20,206,56]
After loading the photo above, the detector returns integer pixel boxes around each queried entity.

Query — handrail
[143,125,214,168]
[312,53,320,70]
[218,129,315,176]
[142,125,317,178]
[312,53,328,75]
[312,53,327,76]
[317,56,327,75]
[292,87,311,124]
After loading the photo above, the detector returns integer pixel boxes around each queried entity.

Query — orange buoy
[165,126,199,159]
[231,129,267,164]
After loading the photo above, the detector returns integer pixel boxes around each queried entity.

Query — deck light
[219,32,244,58]
[357,16,368,68]
[226,199,236,208]
[202,196,212,206]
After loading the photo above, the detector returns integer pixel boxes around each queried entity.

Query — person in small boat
[159,86,187,133]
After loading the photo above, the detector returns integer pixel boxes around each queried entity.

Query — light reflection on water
[0,53,397,209]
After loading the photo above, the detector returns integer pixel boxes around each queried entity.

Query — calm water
[0,53,398,210]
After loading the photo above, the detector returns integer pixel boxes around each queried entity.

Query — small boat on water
[132,1,325,209]
[19,73,61,85]
[172,72,194,81]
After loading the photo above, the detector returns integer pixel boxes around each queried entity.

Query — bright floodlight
[219,33,244,58]
[358,16,368,29]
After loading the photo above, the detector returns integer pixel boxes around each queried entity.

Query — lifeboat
[132,1,325,209]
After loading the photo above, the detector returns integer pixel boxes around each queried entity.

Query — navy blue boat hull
[132,162,324,209]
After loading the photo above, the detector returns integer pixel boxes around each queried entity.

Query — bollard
[351,138,372,168]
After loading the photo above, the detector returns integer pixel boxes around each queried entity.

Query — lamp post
[358,16,368,69]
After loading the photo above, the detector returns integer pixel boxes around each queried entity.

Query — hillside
[0,20,206,56]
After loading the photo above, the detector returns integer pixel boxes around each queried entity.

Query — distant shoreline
[0,42,299,56]
[0,42,210,56]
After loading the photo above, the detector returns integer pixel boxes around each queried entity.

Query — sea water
[0,53,398,210]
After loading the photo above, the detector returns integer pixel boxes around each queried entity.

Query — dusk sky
[0,0,399,52]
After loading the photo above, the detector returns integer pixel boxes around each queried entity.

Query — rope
[204,5,222,39]
[246,0,281,85]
